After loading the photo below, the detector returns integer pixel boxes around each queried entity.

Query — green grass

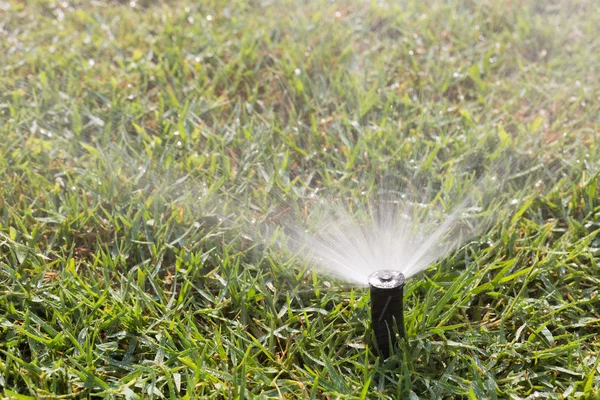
[1,0,600,398]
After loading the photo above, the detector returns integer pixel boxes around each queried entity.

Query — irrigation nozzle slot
[368,270,405,358]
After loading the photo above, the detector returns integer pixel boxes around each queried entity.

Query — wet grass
[1,0,600,398]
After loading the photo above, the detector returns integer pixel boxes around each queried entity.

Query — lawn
[1,0,599,398]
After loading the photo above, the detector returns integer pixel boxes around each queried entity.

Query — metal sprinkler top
[368,270,405,289]
[368,270,406,358]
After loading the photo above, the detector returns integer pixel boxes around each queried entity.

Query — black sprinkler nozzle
[369,270,405,358]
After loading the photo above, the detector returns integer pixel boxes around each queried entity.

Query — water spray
[368,270,405,358]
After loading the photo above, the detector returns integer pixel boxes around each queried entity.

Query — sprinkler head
[368,270,405,358]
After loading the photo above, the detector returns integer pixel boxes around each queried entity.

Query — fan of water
[278,196,473,286]
[260,154,555,287]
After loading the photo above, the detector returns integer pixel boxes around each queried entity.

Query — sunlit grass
[1,0,599,398]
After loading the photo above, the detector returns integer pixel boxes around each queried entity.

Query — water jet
[368,270,405,358]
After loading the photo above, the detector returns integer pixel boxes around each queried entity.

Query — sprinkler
[368,270,405,358]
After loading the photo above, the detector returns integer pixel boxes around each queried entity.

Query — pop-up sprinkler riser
[369,270,405,358]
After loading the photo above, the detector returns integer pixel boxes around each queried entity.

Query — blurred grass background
[1,0,599,398]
